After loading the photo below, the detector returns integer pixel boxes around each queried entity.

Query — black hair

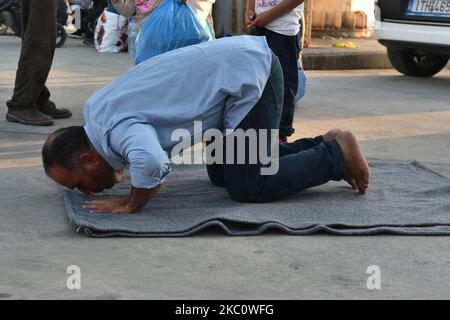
[42,126,90,174]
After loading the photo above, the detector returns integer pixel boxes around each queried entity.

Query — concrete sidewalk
[303,37,392,70]
[1,36,450,300]
[303,37,450,70]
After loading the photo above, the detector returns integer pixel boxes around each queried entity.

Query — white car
[375,0,450,77]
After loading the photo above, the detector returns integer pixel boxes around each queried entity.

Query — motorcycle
[0,0,86,48]
[0,0,21,36]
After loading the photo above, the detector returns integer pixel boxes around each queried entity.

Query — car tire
[387,47,449,77]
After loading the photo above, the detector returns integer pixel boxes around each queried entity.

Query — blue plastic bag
[128,17,137,58]
[135,0,210,65]
[295,66,306,103]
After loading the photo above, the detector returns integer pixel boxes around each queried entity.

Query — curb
[302,52,392,70]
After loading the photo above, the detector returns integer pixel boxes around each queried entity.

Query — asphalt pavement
[1,36,450,300]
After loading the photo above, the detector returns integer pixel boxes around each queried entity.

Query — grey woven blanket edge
[64,161,450,237]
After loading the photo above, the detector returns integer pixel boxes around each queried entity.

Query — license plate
[406,0,450,18]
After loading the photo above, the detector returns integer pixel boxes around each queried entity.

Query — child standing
[246,0,304,143]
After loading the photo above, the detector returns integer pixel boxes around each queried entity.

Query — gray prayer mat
[64,160,450,237]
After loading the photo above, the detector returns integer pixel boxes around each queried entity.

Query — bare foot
[324,129,355,189]
[323,128,342,141]
[344,175,358,190]
[335,131,370,194]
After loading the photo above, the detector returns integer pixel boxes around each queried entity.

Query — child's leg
[298,16,304,68]
[263,29,301,141]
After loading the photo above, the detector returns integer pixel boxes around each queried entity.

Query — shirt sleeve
[109,122,171,189]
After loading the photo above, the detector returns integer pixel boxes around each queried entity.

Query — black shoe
[38,100,72,119]
[6,104,54,126]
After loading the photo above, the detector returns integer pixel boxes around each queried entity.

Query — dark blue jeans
[207,52,347,203]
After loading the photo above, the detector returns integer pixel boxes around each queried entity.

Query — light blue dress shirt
[83,35,272,189]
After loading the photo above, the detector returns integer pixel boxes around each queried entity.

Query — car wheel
[387,47,449,77]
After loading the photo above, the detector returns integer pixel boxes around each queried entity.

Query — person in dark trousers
[246,0,304,144]
[5,0,72,126]
[82,0,108,47]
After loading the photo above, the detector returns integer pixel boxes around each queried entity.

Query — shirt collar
[83,124,125,171]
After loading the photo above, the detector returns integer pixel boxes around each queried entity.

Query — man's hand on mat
[83,185,162,214]
[83,197,132,214]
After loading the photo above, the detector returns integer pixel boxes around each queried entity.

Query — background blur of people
[111,0,215,36]
[6,0,72,126]
[110,0,156,34]
[79,0,108,47]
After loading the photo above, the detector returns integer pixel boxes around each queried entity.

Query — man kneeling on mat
[42,36,370,214]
